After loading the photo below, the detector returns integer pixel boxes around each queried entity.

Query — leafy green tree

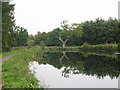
[28,34,34,41]
[45,28,62,46]
[15,26,28,46]
[2,2,15,51]
[40,41,46,49]
[27,40,34,48]
[81,18,119,45]
[59,20,83,47]
[34,32,46,46]
[27,34,34,47]
[29,18,119,47]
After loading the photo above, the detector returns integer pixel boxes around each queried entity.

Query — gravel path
[0,55,15,63]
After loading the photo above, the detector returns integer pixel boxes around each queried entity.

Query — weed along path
[0,55,15,88]
[0,55,15,63]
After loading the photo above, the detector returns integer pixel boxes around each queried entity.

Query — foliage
[14,26,28,46]
[81,18,119,45]
[59,20,83,47]
[40,41,46,49]
[46,46,79,52]
[46,44,117,58]
[80,43,117,52]
[2,47,44,88]
[36,51,120,79]
[27,34,35,48]
[1,47,20,58]
[45,28,62,46]
[81,42,89,51]
[34,32,46,45]
[2,3,119,50]
[31,18,119,47]
[27,40,34,48]
[2,2,15,51]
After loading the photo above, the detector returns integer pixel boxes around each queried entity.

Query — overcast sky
[11,0,119,35]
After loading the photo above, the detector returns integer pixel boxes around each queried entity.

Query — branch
[60,51,69,61]
[59,35,64,43]
[64,38,69,43]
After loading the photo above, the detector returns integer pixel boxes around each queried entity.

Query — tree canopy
[2,2,15,51]
[14,26,28,47]
[2,1,119,50]
[31,18,119,47]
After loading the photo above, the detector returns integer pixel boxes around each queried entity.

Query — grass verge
[2,47,44,89]
[0,47,20,58]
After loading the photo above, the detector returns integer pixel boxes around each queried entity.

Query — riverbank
[0,47,20,58]
[80,43,118,52]
[2,44,119,88]
[2,47,44,88]
[46,44,118,52]
[45,44,118,58]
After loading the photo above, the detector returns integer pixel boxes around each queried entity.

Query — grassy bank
[46,44,118,52]
[45,44,118,58]
[79,43,118,52]
[45,46,79,52]
[2,44,118,88]
[0,47,21,58]
[2,47,44,88]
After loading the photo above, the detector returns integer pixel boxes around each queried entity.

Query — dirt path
[0,55,15,63]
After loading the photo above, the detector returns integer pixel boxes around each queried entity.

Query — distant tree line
[2,2,120,52]
[28,18,119,47]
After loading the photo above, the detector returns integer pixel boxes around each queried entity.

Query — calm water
[29,52,119,88]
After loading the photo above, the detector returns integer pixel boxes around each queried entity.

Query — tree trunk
[59,35,68,47]
[60,51,69,61]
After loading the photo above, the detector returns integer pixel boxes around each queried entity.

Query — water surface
[29,52,119,88]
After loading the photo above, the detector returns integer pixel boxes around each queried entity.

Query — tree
[45,28,62,46]
[27,40,34,48]
[2,2,15,51]
[27,34,34,47]
[59,20,83,47]
[15,26,28,46]
[40,41,46,49]
[81,18,119,45]
[34,32,46,46]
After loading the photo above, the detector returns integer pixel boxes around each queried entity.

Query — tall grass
[45,46,79,52]
[0,47,20,58]
[46,43,117,53]
[2,47,44,89]
[80,43,117,52]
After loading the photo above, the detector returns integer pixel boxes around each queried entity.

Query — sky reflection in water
[29,52,119,88]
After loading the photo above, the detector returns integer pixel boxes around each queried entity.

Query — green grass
[46,44,118,58]
[2,47,44,89]
[2,44,118,88]
[79,43,118,52]
[46,44,118,52]
[0,47,20,58]
[81,50,118,58]
[45,46,79,52]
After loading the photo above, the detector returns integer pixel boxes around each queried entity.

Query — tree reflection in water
[35,51,120,79]
[60,51,69,61]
